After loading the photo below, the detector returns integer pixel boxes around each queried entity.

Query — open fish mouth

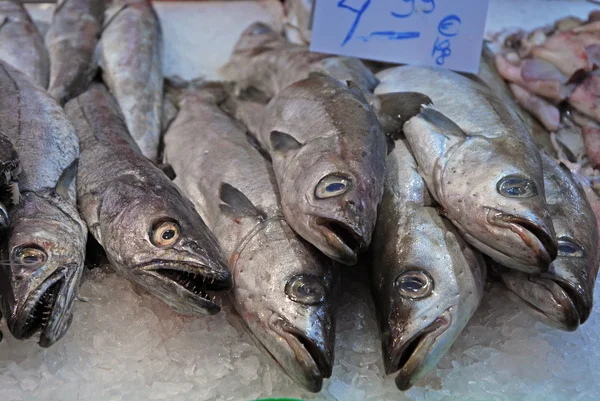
[11,267,76,347]
[313,217,366,265]
[488,210,557,269]
[267,313,332,393]
[137,261,232,314]
[388,309,452,391]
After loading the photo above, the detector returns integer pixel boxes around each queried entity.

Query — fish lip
[135,260,232,314]
[267,313,331,392]
[11,266,76,346]
[487,210,557,270]
[389,309,453,391]
[311,217,367,265]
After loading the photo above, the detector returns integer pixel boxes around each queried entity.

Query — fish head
[0,192,86,347]
[231,221,336,392]
[373,210,485,390]
[100,181,232,316]
[442,140,557,273]
[267,75,386,265]
[232,22,281,56]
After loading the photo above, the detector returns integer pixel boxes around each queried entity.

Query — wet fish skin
[64,83,231,317]
[243,73,386,265]
[497,152,599,330]
[371,139,486,391]
[98,0,162,162]
[375,66,558,274]
[221,21,378,97]
[163,83,336,392]
[0,0,49,87]
[0,132,19,230]
[45,0,105,105]
[0,61,86,347]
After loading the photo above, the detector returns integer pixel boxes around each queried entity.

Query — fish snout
[267,313,333,392]
[313,216,369,265]
[0,202,8,230]
[487,209,558,272]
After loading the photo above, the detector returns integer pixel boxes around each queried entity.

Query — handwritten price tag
[309,0,490,73]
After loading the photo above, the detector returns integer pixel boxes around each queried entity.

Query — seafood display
[0,0,599,398]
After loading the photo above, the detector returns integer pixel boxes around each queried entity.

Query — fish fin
[247,132,272,162]
[219,182,266,221]
[270,130,303,153]
[157,163,176,180]
[419,106,466,138]
[54,159,79,200]
[375,92,433,140]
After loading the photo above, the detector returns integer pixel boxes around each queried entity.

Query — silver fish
[221,21,378,97]
[234,73,387,265]
[0,61,86,347]
[64,83,231,316]
[45,0,105,105]
[371,139,486,390]
[163,83,336,392]
[497,152,599,331]
[0,131,20,230]
[375,66,557,274]
[97,0,162,162]
[0,0,49,88]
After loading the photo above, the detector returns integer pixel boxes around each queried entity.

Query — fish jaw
[264,312,333,393]
[8,265,80,347]
[385,308,453,391]
[484,209,558,273]
[133,260,232,316]
[309,216,368,265]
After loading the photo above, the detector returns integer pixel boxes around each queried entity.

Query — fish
[0,131,20,231]
[234,73,387,265]
[221,21,378,98]
[0,0,49,87]
[45,0,105,105]
[97,0,163,162]
[283,0,313,45]
[371,139,486,391]
[64,83,231,316]
[496,152,599,331]
[0,61,87,347]
[374,66,558,274]
[163,82,336,392]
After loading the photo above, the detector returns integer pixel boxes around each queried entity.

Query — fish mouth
[488,211,557,271]
[267,313,332,392]
[312,217,366,265]
[11,267,77,347]
[388,309,453,391]
[136,260,232,315]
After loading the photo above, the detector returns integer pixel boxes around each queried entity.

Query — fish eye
[394,270,434,299]
[285,275,327,305]
[248,24,271,36]
[557,237,584,257]
[150,220,180,247]
[315,174,352,199]
[13,246,47,267]
[497,175,538,198]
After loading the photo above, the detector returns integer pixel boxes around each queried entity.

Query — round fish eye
[285,275,327,305]
[557,237,584,257]
[497,175,538,198]
[315,174,352,199]
[14,246,47,267]
[249,24,271,36]
[151,220,181,247]
[394,270,434,299]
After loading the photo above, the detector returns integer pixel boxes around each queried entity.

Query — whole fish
[221,21,378,98]
[163,83,336,392]
[0,61,86,347]
[0,0,49,87]
[45,0,105,105]
[97,0,162,162]
[0,132,19,231]
[374,66,557,274]
[497,152,599,331]
[234,73,387,265]
[64,83,231,316]
[371,139,486,391]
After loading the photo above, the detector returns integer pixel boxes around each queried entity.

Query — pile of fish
[0,0,599,395]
